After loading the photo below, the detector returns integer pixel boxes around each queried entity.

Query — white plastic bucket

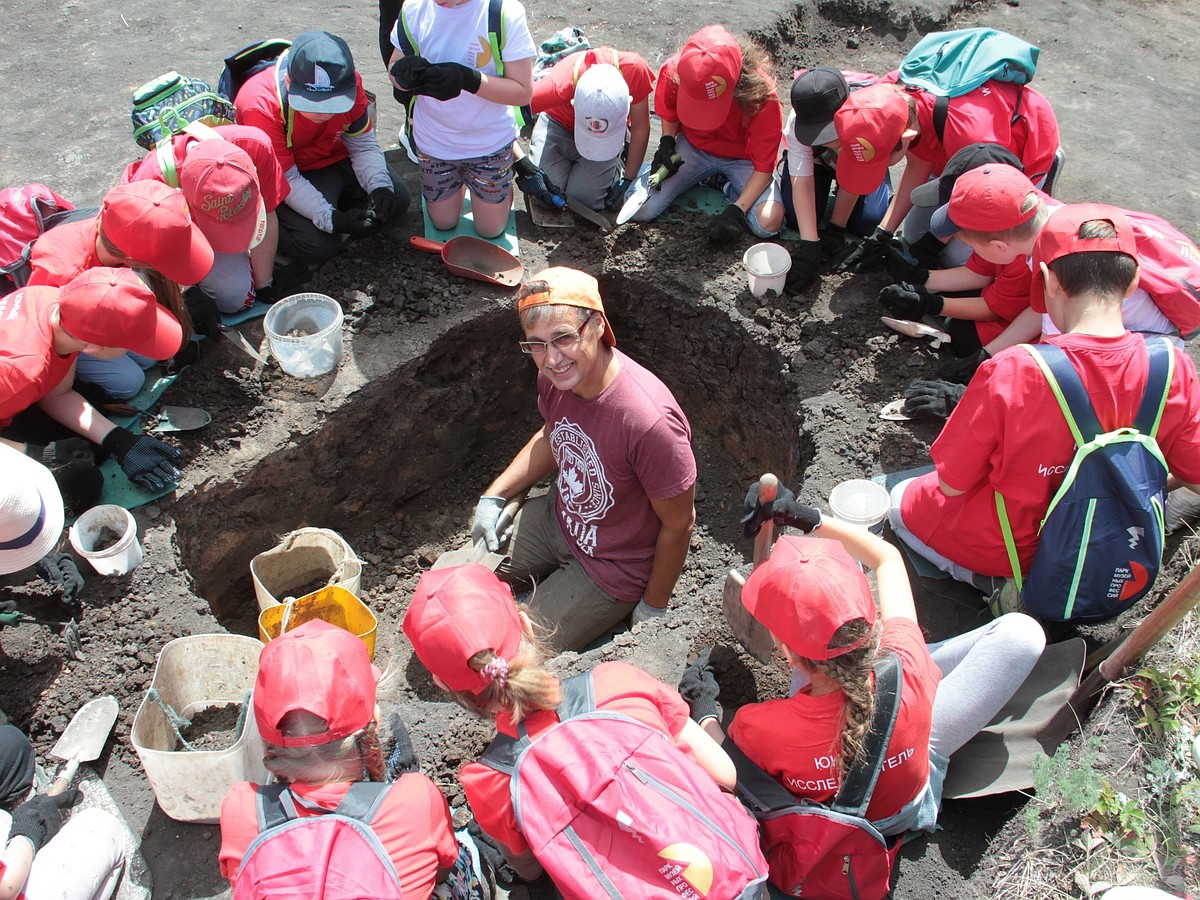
[742,242,792,297]
[68,504,143,575]
[250,527,363,613]
[131,634,269,824]
[829,480,891,533]
[263,293,344,377]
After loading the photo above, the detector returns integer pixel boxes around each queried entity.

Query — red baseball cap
[931,164,1042,240]
[676,26,742,133]
[179,140,268,254]
[1029,203,1138,313]
[742,535,877,661]
[57,267,183,360]
[253,619,381,748]
[403,564,524,693]
[100,181,214,286]
[833,83,908,195]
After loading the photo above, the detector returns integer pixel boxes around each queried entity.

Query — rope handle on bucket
[147,688,253,752]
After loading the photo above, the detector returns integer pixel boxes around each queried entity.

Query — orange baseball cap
[833,83,908,196]
[676,26,742,133]
[516,266,616,347]
[57,267,183,360]
[100,181,214,286]
[1029,203,1138,313]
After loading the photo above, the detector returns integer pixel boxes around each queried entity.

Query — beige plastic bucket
[69,504,143,575]
[131,634,269,824]
[742,242,792,297]
[250,527,363,613]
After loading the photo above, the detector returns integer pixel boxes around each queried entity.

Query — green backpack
[131,72,235,151]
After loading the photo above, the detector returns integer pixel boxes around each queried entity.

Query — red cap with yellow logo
[833,83,909,196]
[676,26,742,133]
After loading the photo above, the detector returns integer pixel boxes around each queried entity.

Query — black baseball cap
[791,67,850,147]
[910,142,1025,209]
[287,31,357,114]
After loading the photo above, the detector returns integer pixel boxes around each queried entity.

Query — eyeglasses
[518,312,594,355]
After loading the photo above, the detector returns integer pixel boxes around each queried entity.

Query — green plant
[1125,664,1200,739]
[1022,737,1105,838]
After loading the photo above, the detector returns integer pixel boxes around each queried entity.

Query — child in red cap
[686,488,1045,836]
[889,204,1200,602]
[629,25,785,245]
[219,619,481,899]
[403,564,741,883]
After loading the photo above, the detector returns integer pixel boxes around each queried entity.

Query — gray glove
[630,599,667,626]
[471,495,508,552]
[678,647,721,723]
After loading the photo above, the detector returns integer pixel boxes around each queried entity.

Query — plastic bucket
[250,527,363,613]
[829,479,891,533]
[263,292,344,377]
[131,634,269,824]
[258,585,378,661]
[68,504,143,575]
[742,242,792,297]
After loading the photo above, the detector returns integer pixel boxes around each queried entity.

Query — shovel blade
[722,568,774,663]
[616,181,650,225]
[51,695,119,765]
[149,406,212,433]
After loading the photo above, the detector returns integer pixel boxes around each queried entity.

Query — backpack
[1123,209,1200,340]
[131,72,236,151]
[996,339,1174,623]
[218,39,294,103]
[232,782,405,900]
[479,671,768,900]
[153,121,224,189]
[897,28,1040,143]
[0,183,74,293]
[725,652,905,900]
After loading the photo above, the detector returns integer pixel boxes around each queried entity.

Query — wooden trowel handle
[48,759,79,797]
[753,473,779,567]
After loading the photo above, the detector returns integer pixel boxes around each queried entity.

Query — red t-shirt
[538,349,696,600]
[727,618,938,821]
[234,63,373,173]
[963,252,1033,345]
[0,286,75,427]
[459,661,693,856]
[902,332,1200,575]
[654,57,783,174]
[121,124,291,212]
[219,774,459,899]
[26,219,101,288]
[532,48,655,134]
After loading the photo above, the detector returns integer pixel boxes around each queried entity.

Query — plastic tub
[131,634,269,824]
[259,585,378,661]
[263,292,344,377]
[250,527,362,613]
[742,243,792,297]
[68,504,143,575]
[829,480,891,534]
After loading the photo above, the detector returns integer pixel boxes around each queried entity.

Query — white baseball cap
[574,65,630,162]
[0,444,64,574]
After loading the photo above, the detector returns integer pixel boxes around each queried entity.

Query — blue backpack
[996,338,1174,623]
[898,28,1040,142]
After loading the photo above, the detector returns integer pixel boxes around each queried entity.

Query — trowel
[48,694,119,795]
[616,155,683,226]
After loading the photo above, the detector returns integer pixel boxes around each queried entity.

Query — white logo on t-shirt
[550,419,614,556]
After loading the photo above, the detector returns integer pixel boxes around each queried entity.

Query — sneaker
[1164,486,1200,534]
[985,578,1027,619]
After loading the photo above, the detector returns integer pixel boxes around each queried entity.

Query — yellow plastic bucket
[258,585,377,660]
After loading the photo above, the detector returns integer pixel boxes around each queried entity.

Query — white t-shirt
[392,0,536,161]
[783,110,817,177]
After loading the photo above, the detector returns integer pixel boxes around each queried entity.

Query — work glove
[678,647,721,723]
[630,599,667,626]
[417,62,482,101]
[784,240,823,293]
[368,187,400,225]
[833,226,913,274]
[906,231,948,269]
[819,223,848,259]
[471,495,509,552]
[902,379,966,418]
[8,789,80,854]
[513,156,566,210]
[937,347,991,385]
[651,134,684,181]
[708,203,746,245]
[740,482,823,538]
[878,282,944,320]
[252,282,281,306]
[272,259,313,294]
[25,437,94,471]
[468,818,520,888]
[389,55,431,91]
[183,286,221,340]
[35,553,85,608]
[331,208,379,238]
[101,426,182,491]
[604,176,633,211]
[885,252,930,286]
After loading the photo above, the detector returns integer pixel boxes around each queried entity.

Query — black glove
[678,647,721,723]
[389,55,431,90]
[513,156,566,209]
[183,286,221,340]
[819,223,848,259]
[785,240,823,293]
[604,176,633,212]
[416,62,482,101]
[101,426,182,491]
[368,187,400,225]
[740,482,823,538]
[903,379,966,418]
[878,282,944,319]
[272,259,312,295]
[35,553,85,607]
[252,283,280,306]
[833,226,895,274]
[885,251,930,286]
[25,438,94,471]
[906,232,947,269]
[651,134,684,178]
[468,818,520,888]
[8,789,81,854]
[708,203,746,245]
[331,208,379,238]
[384,711,420,779]
[937,347,991,385]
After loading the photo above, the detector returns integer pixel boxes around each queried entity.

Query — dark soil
[93,525,125,553]
[178,703,244,753]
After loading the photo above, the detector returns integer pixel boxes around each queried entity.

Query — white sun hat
[0,443,64,574]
